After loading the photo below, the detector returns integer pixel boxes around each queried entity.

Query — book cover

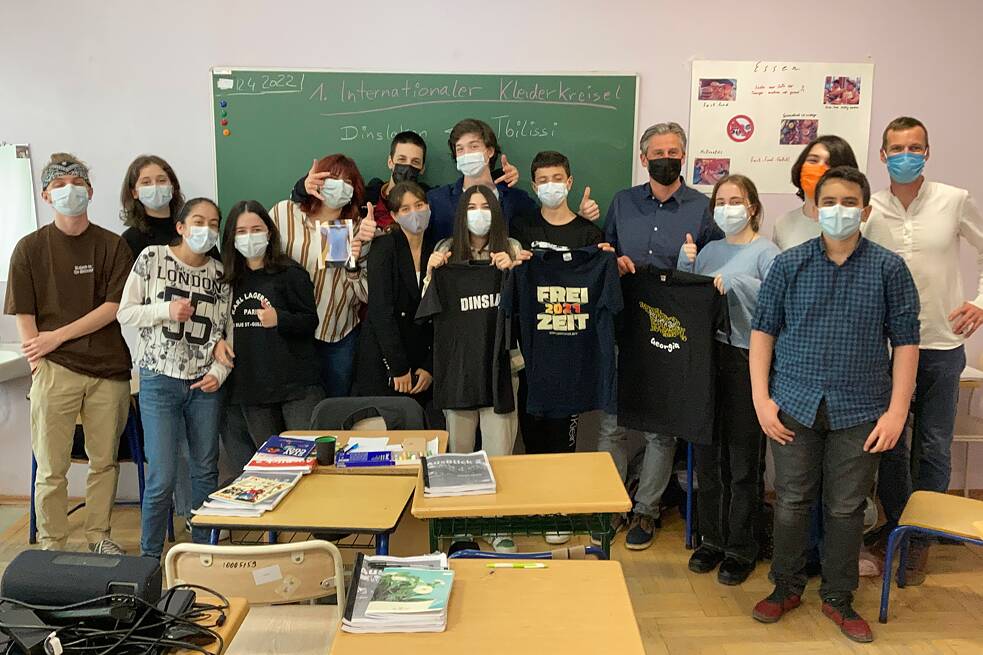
[423,452,494,489]
[365,568,454,615]
[208,472,300,507]
[245,453,316,472]
[256,436,316,459]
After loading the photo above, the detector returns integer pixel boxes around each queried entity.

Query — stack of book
[193,470,302,518]
[342,553,454,634]
[243,435,318,474]
[422,451,497,497]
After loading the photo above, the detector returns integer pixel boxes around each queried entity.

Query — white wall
[2,0,983,498]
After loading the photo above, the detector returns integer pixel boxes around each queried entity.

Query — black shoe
[717,556,755,585]
[688,546,725,573]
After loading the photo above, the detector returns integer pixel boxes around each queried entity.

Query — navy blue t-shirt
[501,247,622,418]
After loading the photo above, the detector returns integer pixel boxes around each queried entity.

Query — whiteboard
[0,144,38,282]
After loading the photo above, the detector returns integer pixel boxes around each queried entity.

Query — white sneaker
[89,539,125,555]
[545,532,571,545]
[489,536,518,554]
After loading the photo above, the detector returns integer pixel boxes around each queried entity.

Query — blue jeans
[139,369,222,558]
[315,326,359,398]
[878,346,965,531]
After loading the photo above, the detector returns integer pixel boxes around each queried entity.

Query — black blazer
[353,228,436,396]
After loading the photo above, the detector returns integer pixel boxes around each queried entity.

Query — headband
[41,161,90,189]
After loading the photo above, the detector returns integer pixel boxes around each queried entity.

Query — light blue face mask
[50,184,89,216]
[321,178,354,209]
[138,184,173,211]
[186,225,219,254]
[818,204,862,240]
[886,152,925,184]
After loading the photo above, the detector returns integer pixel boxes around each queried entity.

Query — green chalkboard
[211,69,638,219]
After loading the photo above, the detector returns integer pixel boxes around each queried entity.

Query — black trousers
[771,401,879,600]
[695,343,763,563]
[517,370,579,454]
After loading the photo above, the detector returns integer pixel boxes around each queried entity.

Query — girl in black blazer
[354,182,436,404]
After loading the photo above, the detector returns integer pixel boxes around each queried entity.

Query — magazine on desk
[342,553,452,633]
[197,471,302,518]
[422,450,497,497]
[244,435,317,473]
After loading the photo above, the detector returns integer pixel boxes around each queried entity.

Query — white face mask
[186,225,219,254]
[456,151,488,177]
[321,178,354,209]
[466,208,492,237]
[536,182,569,209]
[138,184,173,211]
[235,232,270,259]
[50,184,89,217]
[713,204,749,236]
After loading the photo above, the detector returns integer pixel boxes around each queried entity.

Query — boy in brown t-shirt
[4,153,133,553]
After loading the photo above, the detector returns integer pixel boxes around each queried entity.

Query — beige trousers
[30,359,130,549]
[444,375,519,456]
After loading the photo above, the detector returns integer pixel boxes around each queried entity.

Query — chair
[954,358,983,497]
[309,396,426,431]
[164,540,345,655]
[878,491,983,623]
[448,545,608,560]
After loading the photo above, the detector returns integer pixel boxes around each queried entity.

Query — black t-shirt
[121,216,178,258]
[502,247,622,418]
[617,268,728,443]
[415,263,513,413]
[509,211,603,251]
[228,263,321,405]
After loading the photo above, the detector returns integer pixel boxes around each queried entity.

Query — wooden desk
[329,559,645,655]
[281,430,448,476]
[173,596,248,655]
[192,474,415,555]
[411,453,631,555]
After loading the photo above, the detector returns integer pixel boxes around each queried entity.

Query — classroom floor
[0,500,981,653]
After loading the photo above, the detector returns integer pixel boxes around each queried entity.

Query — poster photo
[687,60,874,194]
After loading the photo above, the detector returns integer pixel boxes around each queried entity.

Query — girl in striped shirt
[269,154,376,396]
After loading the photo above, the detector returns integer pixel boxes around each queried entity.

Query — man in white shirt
[864,116,983,583]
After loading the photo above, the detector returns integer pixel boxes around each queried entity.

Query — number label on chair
[223,560,259,569]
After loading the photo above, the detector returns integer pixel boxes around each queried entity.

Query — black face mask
[647,157,682,186]
[392,163,422,183]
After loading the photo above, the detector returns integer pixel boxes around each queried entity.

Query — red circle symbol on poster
[727,115,755,142]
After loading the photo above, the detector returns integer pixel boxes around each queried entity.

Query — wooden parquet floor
[1,501,981,654]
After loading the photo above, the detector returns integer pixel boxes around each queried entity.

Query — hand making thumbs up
[683,233,697,262]
[579,186,600,221]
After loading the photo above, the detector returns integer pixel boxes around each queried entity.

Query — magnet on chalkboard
[223,129,231,136]
[221,119,228,126]
[221,111,227,118]
[219,100,227,108]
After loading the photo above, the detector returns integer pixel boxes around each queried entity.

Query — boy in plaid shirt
[748,166,920,643]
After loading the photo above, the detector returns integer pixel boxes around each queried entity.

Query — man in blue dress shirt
[594,122,722,551]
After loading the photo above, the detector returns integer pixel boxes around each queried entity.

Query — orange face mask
[799,162,829,202]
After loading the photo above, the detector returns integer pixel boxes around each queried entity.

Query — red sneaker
[822,597,874,643]
[752,586,802,623]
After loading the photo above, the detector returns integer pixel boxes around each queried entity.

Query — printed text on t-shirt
[537,286,589,333]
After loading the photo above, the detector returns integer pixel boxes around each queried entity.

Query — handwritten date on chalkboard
[219,74,306,96]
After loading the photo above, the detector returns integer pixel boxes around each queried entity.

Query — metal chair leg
[685,442,694,549]
[880,525,911,623]
[29,454,38,545]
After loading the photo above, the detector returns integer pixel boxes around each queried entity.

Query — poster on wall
[687,60,874,194]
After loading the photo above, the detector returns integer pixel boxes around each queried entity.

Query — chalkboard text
[340,124,430,142]
[491,115,558,139]
[499,79,622,107]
